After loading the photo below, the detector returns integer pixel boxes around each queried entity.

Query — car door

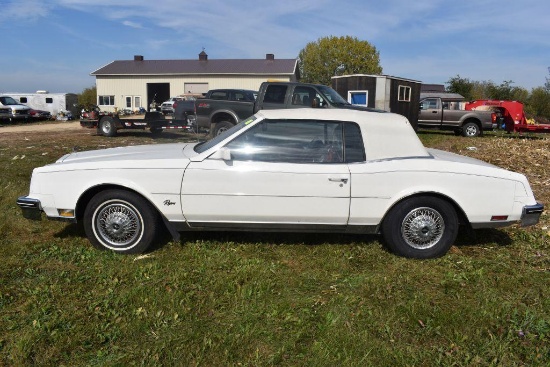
[418,98,442,127]
[181,119,351,228]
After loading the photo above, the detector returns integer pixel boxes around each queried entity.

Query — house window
[134,96,141,109]
[20,97,28,103]
[126,96,132,108]
[347,90,368,106]
[99,96,115,105]
[398,85,411,102]
[46,98,53,103]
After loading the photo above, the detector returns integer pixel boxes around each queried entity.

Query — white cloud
[122,20,143,29]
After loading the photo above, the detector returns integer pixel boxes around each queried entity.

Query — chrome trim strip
[170,221,378,234]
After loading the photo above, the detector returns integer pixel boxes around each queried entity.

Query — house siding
[92,55,298,112]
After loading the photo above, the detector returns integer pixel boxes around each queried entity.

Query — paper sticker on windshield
[244,116,256,125]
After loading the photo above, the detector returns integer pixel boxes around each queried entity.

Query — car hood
[37,143,197,172]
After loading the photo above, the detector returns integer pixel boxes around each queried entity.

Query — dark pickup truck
[418,97,496,137]
[195,82,381,136]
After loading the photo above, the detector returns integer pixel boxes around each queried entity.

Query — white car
[17,109,543,258]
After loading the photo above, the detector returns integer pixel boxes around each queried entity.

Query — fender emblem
[163,200,176,206]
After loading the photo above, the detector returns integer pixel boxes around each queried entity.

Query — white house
[91,52,299,112]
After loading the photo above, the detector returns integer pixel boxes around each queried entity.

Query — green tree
[470,80,493,100]
[526,87,550,118]
[445,75,474,100]
[78,86,97,110]
[486,80,527,101]
[298,36,382,85]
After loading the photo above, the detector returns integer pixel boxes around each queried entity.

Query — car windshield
[194,116,258,153]
[0,96,19,105]
[317,86,350,106]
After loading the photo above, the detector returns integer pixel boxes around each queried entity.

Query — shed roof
[91,57,298,76]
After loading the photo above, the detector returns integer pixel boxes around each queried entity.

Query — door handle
[329,178,348,184]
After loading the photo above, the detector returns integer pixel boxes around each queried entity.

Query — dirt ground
[0,121,82,133]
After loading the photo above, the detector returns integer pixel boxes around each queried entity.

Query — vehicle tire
[150,127,163,135]
[99,116,117,137]
[381,196,458,259]
[212,121,234,136]
[83,189,161,254]
[462,122,480,137]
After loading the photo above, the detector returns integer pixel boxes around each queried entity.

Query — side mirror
[419,102,424,110]
[210,147,232,161]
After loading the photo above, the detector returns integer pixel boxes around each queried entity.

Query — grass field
[0,124,549,366]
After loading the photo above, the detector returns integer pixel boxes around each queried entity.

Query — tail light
[491,112,497,123]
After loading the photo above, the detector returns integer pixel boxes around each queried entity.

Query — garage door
[184,83,209,95]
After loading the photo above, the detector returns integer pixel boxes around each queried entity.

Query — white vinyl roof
[255,108,430,161]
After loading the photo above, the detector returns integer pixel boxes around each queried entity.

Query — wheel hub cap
[96,203,140,247]
[401,207,444,249]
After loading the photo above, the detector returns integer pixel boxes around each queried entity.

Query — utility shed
[331,74,421,129]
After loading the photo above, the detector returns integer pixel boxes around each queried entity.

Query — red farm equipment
[465,100,550,134]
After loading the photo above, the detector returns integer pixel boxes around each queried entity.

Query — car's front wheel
[83,189,160,254]
[382,196,458,259]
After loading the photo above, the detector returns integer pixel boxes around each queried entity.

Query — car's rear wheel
[212,121,234,136]
[462,122,480,137]
[83,189,160,254]
[382,196,458,259]
[99,117,117,137]
[150,127,163,135]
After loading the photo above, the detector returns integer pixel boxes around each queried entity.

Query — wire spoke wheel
[84,190,161,254]
[401,207,444,249]
[93,200,143,249]
[382,196,458,258]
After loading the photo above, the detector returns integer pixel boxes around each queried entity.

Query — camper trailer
[1,91,78,118]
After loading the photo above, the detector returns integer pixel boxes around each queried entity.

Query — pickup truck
[0,95,31,122]
[418,97,496,137]
[195,83,380,136]
[160,94,200,115]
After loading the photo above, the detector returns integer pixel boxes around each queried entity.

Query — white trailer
[1,91,78,117]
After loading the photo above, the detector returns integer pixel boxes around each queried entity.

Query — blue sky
[1,0,549,94]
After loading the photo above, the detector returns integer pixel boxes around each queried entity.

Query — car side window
[225,119,344,164]
[233,92,247,101]
[343,123,365,163]
[292,86,325,107]
[263,85,287,104]
[210,91,228,100]
[421,98,439,110]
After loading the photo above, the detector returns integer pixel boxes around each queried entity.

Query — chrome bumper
[521,202,544,227]
[16,196,42,220]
